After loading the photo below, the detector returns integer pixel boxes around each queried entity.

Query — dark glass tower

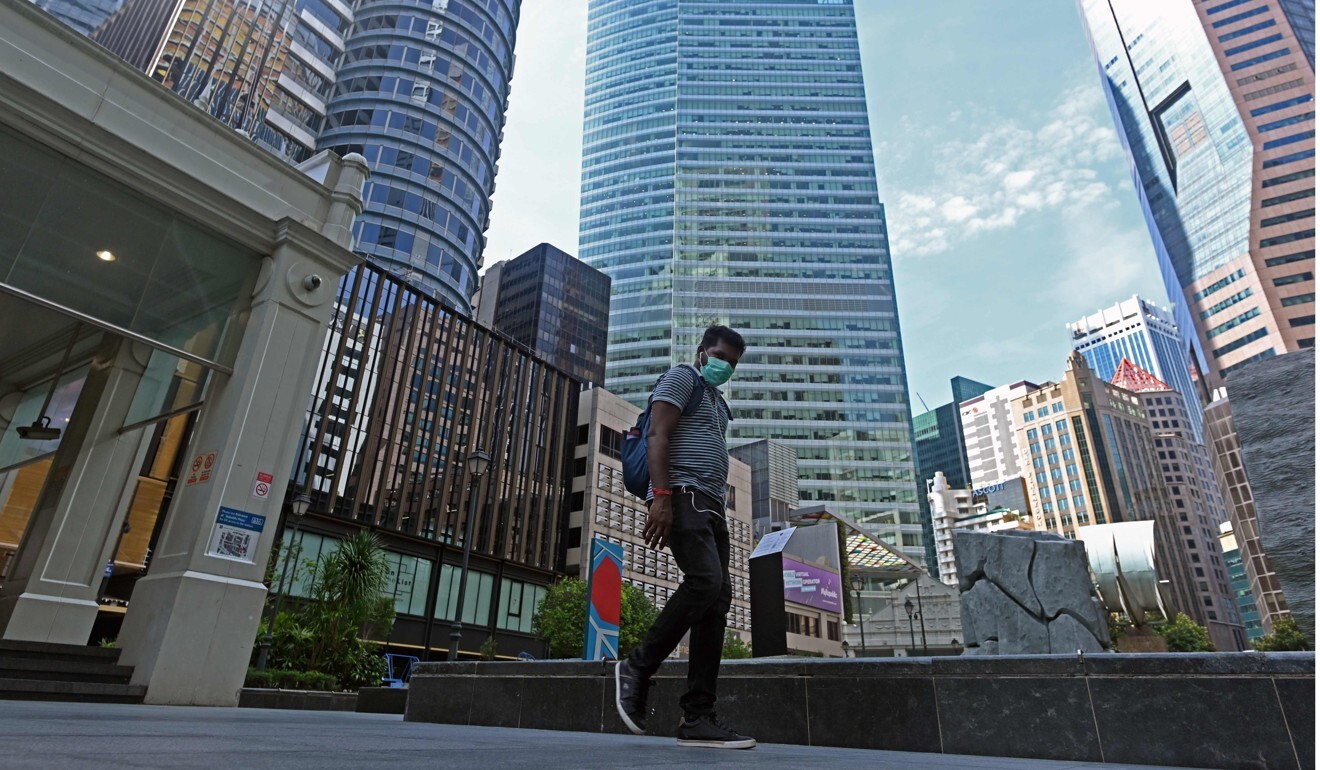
[913,376,992,571]
[475,243,612,386]
[319,0,521,311]
[579,0,921,558]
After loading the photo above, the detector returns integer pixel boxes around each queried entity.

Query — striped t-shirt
[650,365,730,504]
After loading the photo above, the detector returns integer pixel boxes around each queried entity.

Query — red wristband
[652,488,672,496]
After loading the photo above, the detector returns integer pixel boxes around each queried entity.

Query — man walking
[614,325,755,749]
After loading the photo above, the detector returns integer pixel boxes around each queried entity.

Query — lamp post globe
[448,449,490,662]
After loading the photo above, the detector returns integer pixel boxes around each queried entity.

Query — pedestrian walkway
[0,701,1208,769]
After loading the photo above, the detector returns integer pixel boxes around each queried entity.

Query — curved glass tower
[320,0,519,311]
[580,0,922,558]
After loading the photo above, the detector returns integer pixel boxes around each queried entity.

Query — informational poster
[206,507,267,563]
[750,527,794,559]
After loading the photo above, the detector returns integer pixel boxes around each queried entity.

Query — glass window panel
[0,126,259,367]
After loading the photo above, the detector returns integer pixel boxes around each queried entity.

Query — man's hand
[644,495,673,550]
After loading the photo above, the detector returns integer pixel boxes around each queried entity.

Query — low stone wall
[237,688,357,711]
[356,686,408,714]
[405,653,1313,770]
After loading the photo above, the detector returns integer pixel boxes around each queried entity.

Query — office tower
[569,388,754,639]
[473,243,612,386]
[1070,295,1209,441]
[1077,0,1315,385]
[1220,521,1266,641]
[1204,391,1291,635]
[959,380,1041,490]
[79,0,522,309]
[34,0,122,35]
[1012,353,1201,622]
[579,0,921,557]
[729,439,801,538]
[1219,348,1314,641]
[89,0,309,156]
[289,262,580,656]
[913,376,992,571]
[1110,359,1246,650]
[928,471,1031,588]
[320,0,521,309]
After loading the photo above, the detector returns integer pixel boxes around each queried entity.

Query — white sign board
[751,527,795,559]
[206,507,267,564]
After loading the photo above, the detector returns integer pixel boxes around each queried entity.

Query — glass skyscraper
[1069,295,1208,442]
[320,0,520,310]
[1078,0,1315,385]
[580,0,921,556]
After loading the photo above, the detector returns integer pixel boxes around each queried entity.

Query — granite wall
[405,654,1314,770]
[1228,349,1315,644]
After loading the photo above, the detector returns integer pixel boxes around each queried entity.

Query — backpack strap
[651,365,732,421]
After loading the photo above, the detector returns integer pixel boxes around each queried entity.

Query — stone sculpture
[953,530,1110,655]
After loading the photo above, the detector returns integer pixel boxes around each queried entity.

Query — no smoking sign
[252,471,274,500]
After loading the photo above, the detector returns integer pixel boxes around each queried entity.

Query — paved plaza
[0,701,1210,769]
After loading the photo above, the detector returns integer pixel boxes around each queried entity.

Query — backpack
[621,366,708,500]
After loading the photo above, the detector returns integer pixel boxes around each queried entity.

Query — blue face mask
[700,351,734,387]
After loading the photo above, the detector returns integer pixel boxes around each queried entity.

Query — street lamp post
[849,573,866,658]
[257,493,311,670]
[915,575,929,655]
[904,596,917,654]
[448,449,491,662]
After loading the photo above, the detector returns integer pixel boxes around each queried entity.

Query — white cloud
[886,81,1134,258]
[941,196,978,222]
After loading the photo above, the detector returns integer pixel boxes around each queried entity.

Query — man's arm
[642,400,680,550]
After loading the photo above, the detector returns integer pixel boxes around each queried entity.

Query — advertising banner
[782,557,843,614]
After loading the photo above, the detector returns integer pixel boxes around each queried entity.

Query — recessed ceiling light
[96,250,116,262]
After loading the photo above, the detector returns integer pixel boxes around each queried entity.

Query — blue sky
[482,0,1168,412]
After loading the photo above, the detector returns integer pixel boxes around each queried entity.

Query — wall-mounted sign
[206,507,266,564]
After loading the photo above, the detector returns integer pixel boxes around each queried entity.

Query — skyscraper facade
[1110,359,1246,650]
[913,376,992,570]
[1078,0,1315,385]
[960,380,1040,490]
[473,243,612,386]
[729,439,801,539]
[1219,520,1266,641]
[319,0,521,309]
[1204,391,1291,634]
[82,0,318,161]
[1070,295,1209,441]
[57,0,520,308]
[1012,353,1202,622]
[579,0,921,557]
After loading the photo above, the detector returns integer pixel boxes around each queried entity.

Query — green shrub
[721,631,752,660]
[244,668,340,691]
[1154,613,1214,652]
[254,530,395,689]
[1254,617,1311,651]
[532,578,659,659]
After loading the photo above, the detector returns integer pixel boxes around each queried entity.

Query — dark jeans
[627,487,731,718]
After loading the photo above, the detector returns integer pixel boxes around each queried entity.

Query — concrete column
[0,337,151,644]
[116,220,358,706]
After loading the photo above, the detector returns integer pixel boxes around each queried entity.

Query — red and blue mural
[583,537,623,660]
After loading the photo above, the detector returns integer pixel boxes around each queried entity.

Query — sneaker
[614,659,650,735]
[676,713,757,749]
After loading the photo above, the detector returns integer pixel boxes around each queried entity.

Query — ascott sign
[781,557,843,614]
